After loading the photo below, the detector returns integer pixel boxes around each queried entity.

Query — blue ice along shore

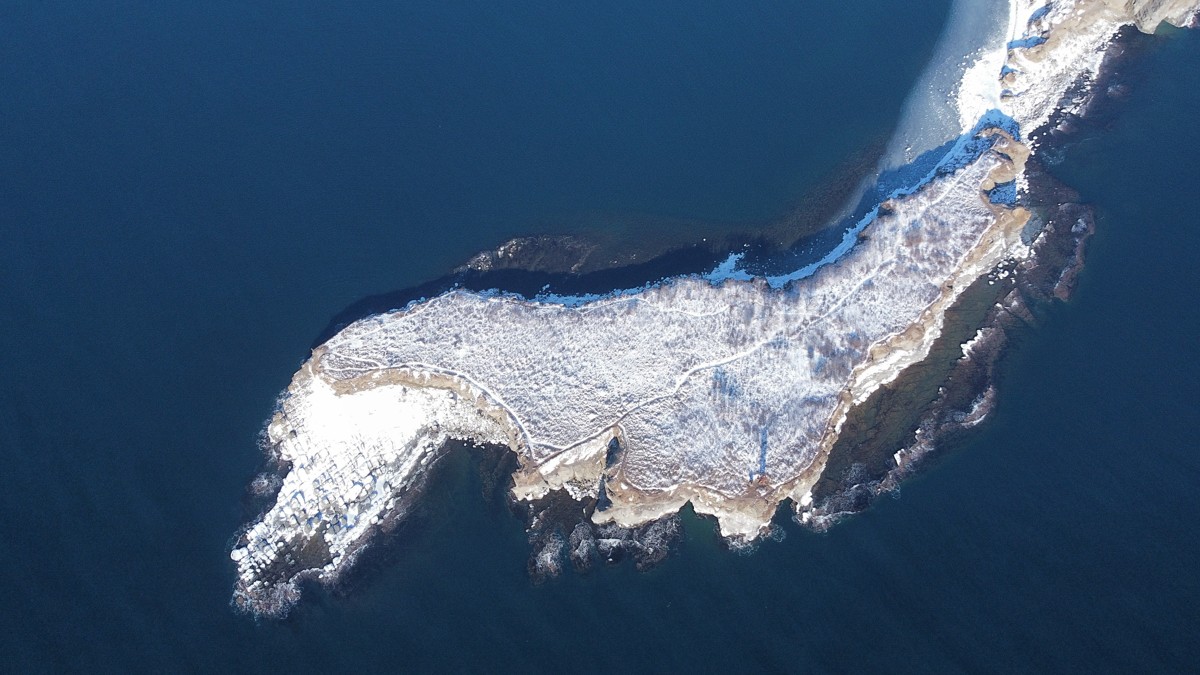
[230,0,1200,618]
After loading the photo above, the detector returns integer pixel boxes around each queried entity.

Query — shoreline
[311,136,890,349]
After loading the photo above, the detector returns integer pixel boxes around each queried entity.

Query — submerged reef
[230,0,1200,617]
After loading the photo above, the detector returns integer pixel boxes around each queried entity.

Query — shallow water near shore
[2,2,1199,672]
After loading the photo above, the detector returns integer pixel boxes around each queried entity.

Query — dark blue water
[2,2,1198,671]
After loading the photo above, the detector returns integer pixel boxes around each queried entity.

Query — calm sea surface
[2,2,1197,671]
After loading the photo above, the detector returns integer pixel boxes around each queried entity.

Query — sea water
[2,1,1197,671]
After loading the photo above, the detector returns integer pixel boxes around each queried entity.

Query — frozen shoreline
[231,0,1200,617]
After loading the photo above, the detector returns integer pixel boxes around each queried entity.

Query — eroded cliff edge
[230,0,1200,618]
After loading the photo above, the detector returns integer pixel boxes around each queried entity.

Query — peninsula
[231,0,1200,617]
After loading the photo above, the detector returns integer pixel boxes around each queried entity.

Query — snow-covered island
[231,0,1199,617]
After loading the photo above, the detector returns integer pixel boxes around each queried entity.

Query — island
[230,0,1200,618]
